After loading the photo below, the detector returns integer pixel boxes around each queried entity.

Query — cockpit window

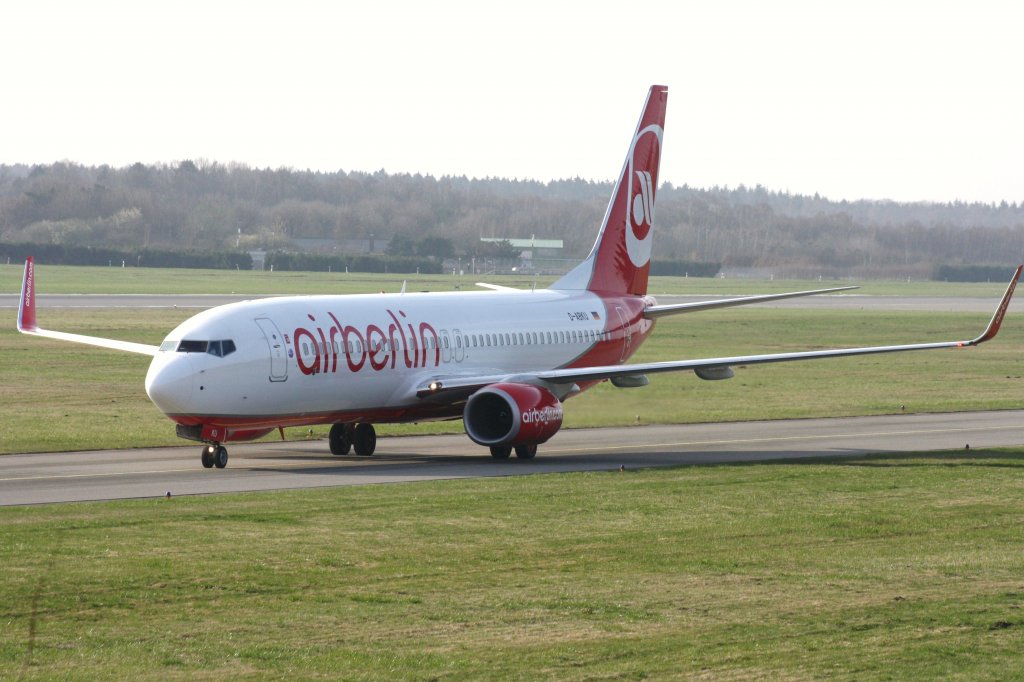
[207,340,236,357]
[177,340,208,353]
[175,339,236,357]
[159,339,178,352]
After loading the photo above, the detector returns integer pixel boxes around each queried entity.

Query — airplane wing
[416,266,1020,399]
[643,286,858,318]
[17,258,159,356]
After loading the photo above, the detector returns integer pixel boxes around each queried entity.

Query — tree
[416,236,454,259]
[387,233,417,256]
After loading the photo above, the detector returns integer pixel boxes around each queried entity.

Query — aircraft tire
[329,423,353,456]
[201,446,215,468]
[514,444,537,460]
[214,445,229,469]
[353,423,376,456]
[489,446,512,459]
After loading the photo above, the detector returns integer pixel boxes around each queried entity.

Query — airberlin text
[522,405,563,425]
[293,309,439,376]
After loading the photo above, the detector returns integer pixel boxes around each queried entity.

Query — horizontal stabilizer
[475,282,524,292]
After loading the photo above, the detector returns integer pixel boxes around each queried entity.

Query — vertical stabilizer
[551,85,668,296]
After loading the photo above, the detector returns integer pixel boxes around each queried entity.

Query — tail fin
[551,85,668,296]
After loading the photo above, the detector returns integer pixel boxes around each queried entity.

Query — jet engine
[463,382,564,447]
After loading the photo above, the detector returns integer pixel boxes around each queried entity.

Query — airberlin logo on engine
[293,309,439,376]
[521,405,563,425]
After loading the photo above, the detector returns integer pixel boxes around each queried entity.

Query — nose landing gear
[201,444,228,469]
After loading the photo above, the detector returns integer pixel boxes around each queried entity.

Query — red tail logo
[625,124,663,269]
[551,85,667,296]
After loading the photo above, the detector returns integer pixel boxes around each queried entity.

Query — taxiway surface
[3,411,1022,506]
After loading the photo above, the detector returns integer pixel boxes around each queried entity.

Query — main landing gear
[329,423,377,457]
[201,443,228,469]
[489,444,538,460]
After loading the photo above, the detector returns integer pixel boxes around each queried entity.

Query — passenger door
[255,317,288,382]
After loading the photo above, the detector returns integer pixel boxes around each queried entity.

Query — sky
[1,0,1021,204]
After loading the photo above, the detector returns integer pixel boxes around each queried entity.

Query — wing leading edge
[643,286,859,318]
[416,266,1022,399]
[17,258,159,356]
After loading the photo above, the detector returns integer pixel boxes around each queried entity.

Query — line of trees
[1,161,1022,279]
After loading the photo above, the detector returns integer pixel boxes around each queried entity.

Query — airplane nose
[145,353,194,415]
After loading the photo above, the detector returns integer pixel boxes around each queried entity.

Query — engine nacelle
[463,382,564,447]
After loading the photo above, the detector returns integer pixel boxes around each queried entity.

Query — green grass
[3,306,1022,454]
[3,450,1024,679]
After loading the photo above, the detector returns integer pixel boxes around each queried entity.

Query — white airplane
[17,85,1022,468]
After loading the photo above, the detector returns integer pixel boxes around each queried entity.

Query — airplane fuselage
[145,289,656,438]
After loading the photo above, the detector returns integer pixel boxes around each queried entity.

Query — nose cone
[145,353,195,415]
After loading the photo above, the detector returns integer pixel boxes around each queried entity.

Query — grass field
[2,305,1022,454]
[3,449,1024,679]
[4,266,1024,679]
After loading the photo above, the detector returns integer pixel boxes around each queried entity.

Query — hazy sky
[2,0,1021,203]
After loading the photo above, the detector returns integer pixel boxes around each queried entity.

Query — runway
[3,410,1022,506]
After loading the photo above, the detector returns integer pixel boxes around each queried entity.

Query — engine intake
[464,382,564,447]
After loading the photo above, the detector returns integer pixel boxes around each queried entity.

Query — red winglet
[968,264,1022,345]
[18,257,37,332]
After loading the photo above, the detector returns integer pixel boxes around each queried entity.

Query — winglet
[964,264,1022,346]
[18,257,37,332]
[16,257,159,355]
